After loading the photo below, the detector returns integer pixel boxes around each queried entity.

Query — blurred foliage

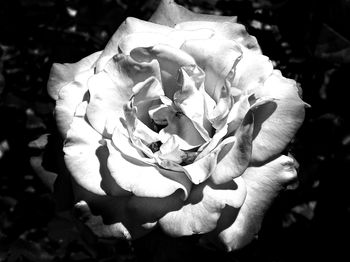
[0,0,350,261]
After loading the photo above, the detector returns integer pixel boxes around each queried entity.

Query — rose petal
[232,52,274,93]
[75,200,133,240]
[161,110,206,148]
[131,44,196,100]
[123,100,160,158]
[181,39,242,102]
[106,140,192,200]
[250,70,307,163]
[214,155,298,251]
[207,85,234,131]
[132,77,164,127]
[226,93,252,134]
[176,21,260,52]
[95,17,173,72]
[86,54,160,137]
[167,28,215,47]
[47,51,101,100]
[181,149,219,184]
[133,77,163,105]
[119,29,214,55]
[64,102,130,197]
[73,184,185,240]
[111,124,155,166]
[155,135,187,164]
[156,141,222,184]
[149,0,237,27]
[196,125,230,160]
[148,102,206,149]
[174,65,213,140]
[159,177,246,236]
[54,69,94,138]
[119,32,173,55]
[210,109,254,184]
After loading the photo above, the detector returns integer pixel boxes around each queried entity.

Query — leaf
[314,23,350,64]
[8,239,54,262]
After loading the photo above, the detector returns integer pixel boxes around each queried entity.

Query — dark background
[0,0,349,261]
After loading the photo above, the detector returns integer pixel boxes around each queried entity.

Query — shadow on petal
[96,143,131,197]
[73,183,185,240]
[213,155,298,251]
[159,177,246,237]
[252,101,277,142]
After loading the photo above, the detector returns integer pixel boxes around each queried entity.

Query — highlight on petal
[159,177,246,236]
[231,51,273,93]
[119,28,214,55]
[181,38,242,102]
[250,70,307,164]
[176,21,260,52]
[119,33,172,55]
[48,51,102,100]
[214,154,298,251]
[54,69,94,138]
[167,28,215,48]
[150,0,237,27]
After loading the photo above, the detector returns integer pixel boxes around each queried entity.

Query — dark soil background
[0,0,349,261]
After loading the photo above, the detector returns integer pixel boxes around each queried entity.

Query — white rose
[48,0,307,251]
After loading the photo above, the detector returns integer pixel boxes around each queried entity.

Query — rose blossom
[47,0,307,251]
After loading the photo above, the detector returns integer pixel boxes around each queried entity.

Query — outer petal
[47,51,102,100]
[251,70,308,163]
[159,177,246,236]
[231,52,273,93]
[54,69,94,138]
[212,155,298,251]
[95,17,173,72]
[73,183,186,240]
[149,0,237,27]
[64,102,130,197]
[176,21,260,53]
[119,29,214,55]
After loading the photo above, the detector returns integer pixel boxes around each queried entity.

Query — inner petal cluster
[121,59,236,182]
